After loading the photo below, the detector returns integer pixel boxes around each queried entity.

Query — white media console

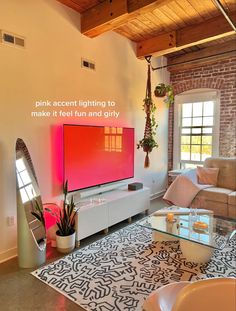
[74,186,150,247]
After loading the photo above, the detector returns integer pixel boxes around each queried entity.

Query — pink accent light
[64,125,134,192]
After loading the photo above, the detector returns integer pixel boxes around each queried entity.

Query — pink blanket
[163,169,212,208]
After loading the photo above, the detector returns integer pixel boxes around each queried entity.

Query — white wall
[0,0,169,262]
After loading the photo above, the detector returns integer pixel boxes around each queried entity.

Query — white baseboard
[0,247,17,264]
[150,190,166,201]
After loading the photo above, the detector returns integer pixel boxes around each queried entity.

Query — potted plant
[56,181,79,253]
[137,136,158,153]
[154,83,167,97]
[154,83,174,107]
[46,181,79,253]
[31,197,46,231]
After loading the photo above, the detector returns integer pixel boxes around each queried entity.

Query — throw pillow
[197,166,219,186]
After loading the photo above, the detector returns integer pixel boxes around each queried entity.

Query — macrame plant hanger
[143,56,153,168]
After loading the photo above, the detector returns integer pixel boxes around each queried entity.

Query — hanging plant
[154,83,174,107]
[137,59,158,168]
[154,83,166,97]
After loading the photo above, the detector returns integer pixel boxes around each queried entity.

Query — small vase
[56,230,75,254]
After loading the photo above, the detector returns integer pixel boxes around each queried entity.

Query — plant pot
[154,89,166,97]
[143,146,152,153]
[56,230,75,254]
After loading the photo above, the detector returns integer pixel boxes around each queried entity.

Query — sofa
[194,157,236,218]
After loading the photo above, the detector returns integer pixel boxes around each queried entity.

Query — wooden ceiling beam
[81,0,128,38]
[81,0,173,38]
[136,31,177,57]
[56,0,83,13]
[137,12,236,58]
[167,40,236,72]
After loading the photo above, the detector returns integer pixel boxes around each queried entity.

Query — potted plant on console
[53,180,79,254]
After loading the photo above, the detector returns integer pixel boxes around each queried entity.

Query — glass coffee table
[138,206,236,263]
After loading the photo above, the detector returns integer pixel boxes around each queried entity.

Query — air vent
[81,58,96,71]
[0,30,25,48]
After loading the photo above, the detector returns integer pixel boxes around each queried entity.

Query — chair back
[172,278,236,311]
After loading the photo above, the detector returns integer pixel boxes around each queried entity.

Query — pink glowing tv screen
[63,125,134,192]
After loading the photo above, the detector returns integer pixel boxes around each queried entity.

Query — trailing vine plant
[137,58,175,168]
[137,58,158,168]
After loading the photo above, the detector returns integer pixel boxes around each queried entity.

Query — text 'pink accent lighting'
[63,125,134,192]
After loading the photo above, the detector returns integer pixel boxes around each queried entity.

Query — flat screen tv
[63,124,134,192]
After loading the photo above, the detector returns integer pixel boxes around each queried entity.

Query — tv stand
[78,181,128,199]
[75,186,150,247]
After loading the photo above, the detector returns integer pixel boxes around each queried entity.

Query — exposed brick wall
[168,56,236,171]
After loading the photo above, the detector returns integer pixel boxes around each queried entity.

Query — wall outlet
[7,216,15,226]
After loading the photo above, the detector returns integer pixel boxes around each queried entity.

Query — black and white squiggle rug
[32,224,236,311]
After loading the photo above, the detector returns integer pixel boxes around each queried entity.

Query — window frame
[173,89,220,169]
[16,151,40,204]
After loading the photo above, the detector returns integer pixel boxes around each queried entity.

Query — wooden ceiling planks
[167,39,236,71]
[189,0,218,19]
[175,0,204,24]
[137,11,236,58]
[113,0,233,42]
[57,0,236,58]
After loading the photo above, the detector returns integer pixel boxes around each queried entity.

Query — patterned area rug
[32,223,236,311]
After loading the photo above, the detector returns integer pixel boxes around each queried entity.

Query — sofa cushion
[197,166,219,185]
[204,157,236,190]
[197,187,232,203]
[228,191,236,206]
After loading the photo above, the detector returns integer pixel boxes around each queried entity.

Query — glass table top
[138,207,236,249]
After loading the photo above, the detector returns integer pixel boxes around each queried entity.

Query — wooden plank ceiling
[57,0,236,64]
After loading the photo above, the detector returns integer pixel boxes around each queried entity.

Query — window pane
[203,127,213,134]
[202,145,212,161]
[193,102,202,117]
[182,128,191,134]
[181,136,190,144]
[183,163,199,169]
[181,145,190,160]
[17,173,24,188]
[182,103,192,117]
[16,158,26,172]
[191,145,201,161]
[20,170,31,185]
[192,117,202,126]
[192,128,201,134]
[20,188,29,204]
[25,184,36,200]
[203,117,213,126]
[192,136,201,144]
[202,136,212,145]
[203,101,214,116]
[182,118,191,127]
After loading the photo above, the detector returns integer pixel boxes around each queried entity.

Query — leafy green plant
[154,83,167,97]
[154,83,174,107]
[31,197,45,230]
[47,181,79,236]
[137,136,158,152]
[137,97,158,153]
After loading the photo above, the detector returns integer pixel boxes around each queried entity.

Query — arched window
[173,89,220,169]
